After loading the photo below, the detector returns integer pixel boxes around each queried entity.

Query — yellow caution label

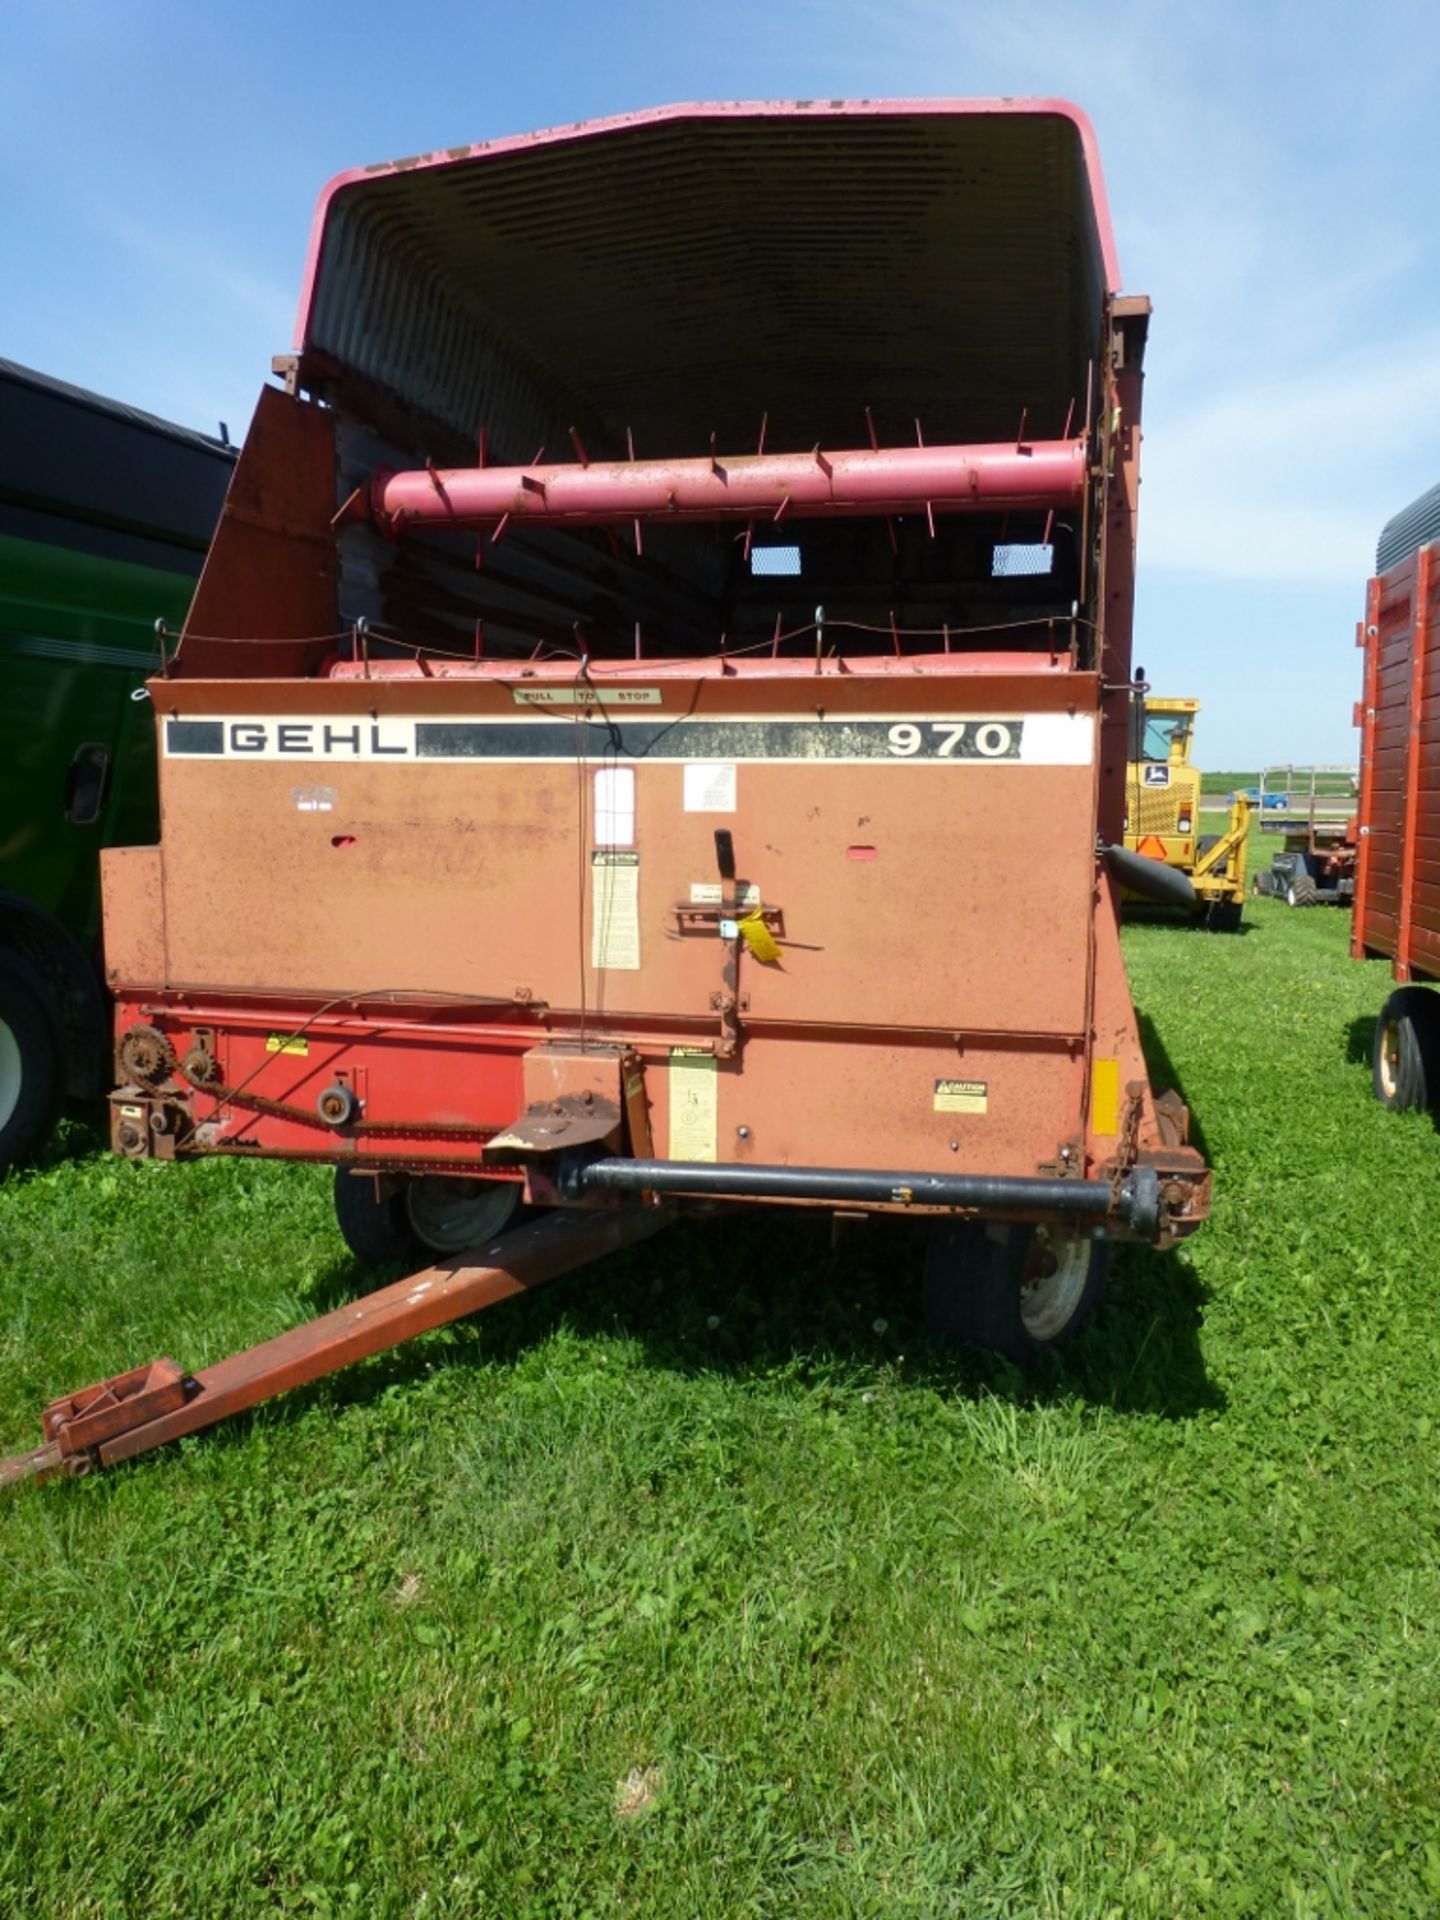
[669,1048,718,1161]
[265,1033,309,1056]
[934,1078,987,1115]
[738,909,781,964]
[1090,1056,1121,1136]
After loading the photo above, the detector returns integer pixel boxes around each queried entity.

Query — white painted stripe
[1016,711,1095,766]
[163,711,1096,768]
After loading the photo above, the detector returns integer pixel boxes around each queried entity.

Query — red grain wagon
[1355,480,1440,1107]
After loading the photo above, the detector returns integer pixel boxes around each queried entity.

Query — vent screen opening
[992,541,1054,578]
[750,544,801,577]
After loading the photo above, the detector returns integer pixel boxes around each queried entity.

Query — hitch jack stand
[1,1205,670,1490]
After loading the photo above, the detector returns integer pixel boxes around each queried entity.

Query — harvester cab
[1123,692,1249,931]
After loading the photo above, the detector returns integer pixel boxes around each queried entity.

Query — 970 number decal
[885,720,1018,759]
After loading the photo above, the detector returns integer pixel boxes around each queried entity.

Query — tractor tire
[1285,873,1318,908]
[1252,868,1277,898]
[0,951,63,1175]
[1373,987,1440,1112]
[333,1167,426,1265]
[923,1219,1109,1362]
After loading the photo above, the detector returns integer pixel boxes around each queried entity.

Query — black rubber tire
[404,1174,523,1255]
[1286,872,1318,908]
[0,951,63,1175]
[922,1219,1109,1362]
[1204,899,1243,933]
[1372,987,1440,1112]
[1252,868,1276,898]
[333,1167,425,1264]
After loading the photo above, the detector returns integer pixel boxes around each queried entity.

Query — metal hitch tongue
[0,1208,669,1490]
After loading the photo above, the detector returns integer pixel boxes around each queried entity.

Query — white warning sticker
[934,1078,988,1115]
[669,1048,718,1161]
[688,882,761,906]
[591,851,640,970]
[683,762,737,812]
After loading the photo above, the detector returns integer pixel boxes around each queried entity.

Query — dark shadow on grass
[167,1206,1222,1470]
[1135,1010,1213,1164]
[3,1112,109,1186]
[1123,907,1255,938]
[1345,1015,1375,1069]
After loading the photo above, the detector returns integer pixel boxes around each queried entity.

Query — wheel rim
[1019,1235,1092,1344]
[0,1015,21,1134]
[1378,1019,1402,1101]
[405,1175,520,1253]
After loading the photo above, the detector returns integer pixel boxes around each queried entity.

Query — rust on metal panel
[486,1096,623,1157]
[519,1042,630,1110]
[147,681,1099,1042]
[176,388,339,679]
[100,847,166,987]
[114,1006,1102,1182]
[43,1358,189,1458]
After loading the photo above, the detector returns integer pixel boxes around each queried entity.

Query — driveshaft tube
[574,1159,1162,1237]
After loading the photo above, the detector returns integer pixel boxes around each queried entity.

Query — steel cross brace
[0,1205,669,1490]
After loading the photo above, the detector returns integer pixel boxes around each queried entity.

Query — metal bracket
[713,829,741,1057]
[672,902,785,939]
[484,1092,623,1157]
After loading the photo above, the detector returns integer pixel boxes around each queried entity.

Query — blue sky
[5,0,1437,765]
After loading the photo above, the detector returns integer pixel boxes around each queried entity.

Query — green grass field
[3,902,1439,1918]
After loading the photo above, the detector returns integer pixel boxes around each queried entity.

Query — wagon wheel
[333,1168,425,1265]
[333,1168,524,1263]
[1373,987,1440,1112]
[922,1220,1109,1362]
[1285,873,1318,908]
[404,1175,522,1253]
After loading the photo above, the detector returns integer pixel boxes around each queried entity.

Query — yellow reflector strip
[1091,1056,1121,1137]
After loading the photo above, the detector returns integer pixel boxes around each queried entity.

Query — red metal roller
[366,437,1087,537]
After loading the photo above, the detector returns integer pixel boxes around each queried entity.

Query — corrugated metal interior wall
[305,111,1106,663]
